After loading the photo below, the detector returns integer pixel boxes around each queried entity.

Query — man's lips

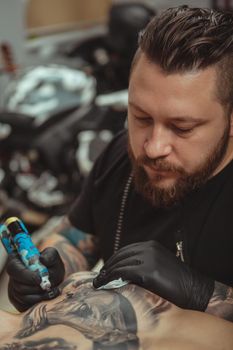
[144,165,175,177]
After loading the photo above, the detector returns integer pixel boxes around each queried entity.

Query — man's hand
[93,240,214,311]
[7,247,65,312]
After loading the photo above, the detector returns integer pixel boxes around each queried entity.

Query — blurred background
[0,0,232,309]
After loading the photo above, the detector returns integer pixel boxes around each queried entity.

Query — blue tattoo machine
[1,217,51,291]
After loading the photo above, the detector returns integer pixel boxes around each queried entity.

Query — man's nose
[144,125,172,159]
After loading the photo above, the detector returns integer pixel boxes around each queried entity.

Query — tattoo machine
[2,217,52,291]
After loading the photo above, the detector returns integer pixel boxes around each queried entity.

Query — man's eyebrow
[169,116,205,123]
[129,102,205,123]
[128,101,148,114]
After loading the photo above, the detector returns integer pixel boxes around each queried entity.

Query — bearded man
[7,6,233,322]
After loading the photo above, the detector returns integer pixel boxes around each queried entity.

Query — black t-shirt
[68,130,233,286]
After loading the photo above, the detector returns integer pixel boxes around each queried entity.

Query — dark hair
[132,6,233,114]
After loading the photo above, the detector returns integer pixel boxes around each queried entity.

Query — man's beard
[128,124,230,209]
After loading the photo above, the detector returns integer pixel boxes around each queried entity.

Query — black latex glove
[93,240,214,311]
[7,247,65,312]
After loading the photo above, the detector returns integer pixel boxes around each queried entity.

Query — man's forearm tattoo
[206,281,233,322]
[54,238,90,277]
[58,218,100,269]
[39,216,99,276]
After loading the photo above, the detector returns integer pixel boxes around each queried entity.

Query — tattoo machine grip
[5,217,52,291]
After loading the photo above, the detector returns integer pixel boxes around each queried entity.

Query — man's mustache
[136,155,185,174]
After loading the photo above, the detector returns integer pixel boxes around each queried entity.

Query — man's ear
[229,112,233,137]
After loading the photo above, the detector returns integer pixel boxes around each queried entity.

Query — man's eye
[135,116,152,125]
[172,126,194,134]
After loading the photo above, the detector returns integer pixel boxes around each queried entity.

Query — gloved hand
[7,247,65,312]
[93,240,214,311]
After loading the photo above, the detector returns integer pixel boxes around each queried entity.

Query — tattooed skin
[0,272,173,350]
[16,272,156,346]
[206,281,233,322]
[38,216,100,277]
[1,272,233,350]
[53,238,89,277]
[0,338,76,350]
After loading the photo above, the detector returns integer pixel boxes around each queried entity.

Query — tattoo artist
[6,6,233,322]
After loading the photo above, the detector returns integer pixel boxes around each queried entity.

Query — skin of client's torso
[1,271,233,350]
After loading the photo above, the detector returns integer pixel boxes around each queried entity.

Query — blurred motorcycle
[0,65,127,229]
[0,2,154,229]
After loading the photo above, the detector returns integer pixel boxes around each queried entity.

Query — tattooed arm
[205,281,233,322]
[38,216,100,277]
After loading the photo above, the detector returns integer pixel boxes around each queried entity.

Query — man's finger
[7,256,41,285]
[101,246,140,272]
[93,265,139,289]
[9,280,43,295]
[39,247,60,267]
